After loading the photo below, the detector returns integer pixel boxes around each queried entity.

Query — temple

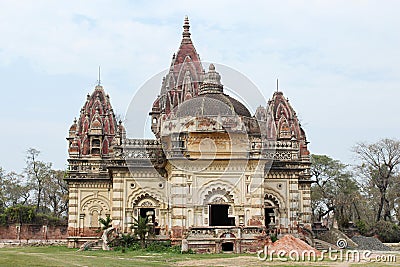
[66,17,312,252]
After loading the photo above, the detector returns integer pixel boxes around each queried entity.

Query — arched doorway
[220,232,236,252]
[264,194,279,228]
[221,242,234,252]
[204,187,235,227]
[132,194,160,233]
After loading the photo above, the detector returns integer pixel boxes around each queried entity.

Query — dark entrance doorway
[139,208,155,223]
[221,242,234,252]
[209,204,230,226]
[265,208,275,228]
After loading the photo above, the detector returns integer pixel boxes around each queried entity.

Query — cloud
[0,0,399,171]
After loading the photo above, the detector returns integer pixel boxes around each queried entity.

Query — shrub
[34,213,66,225]
[5,205,35,223]
[370,221,400,243]
[270,234,278,243]
[355,220,370,236]
[0,214,7,226]
[183,248,196,254]
[110,233,138,251]
[169,245,181,254]
[0,205,66,226]
[145,240,171,252]
[129,241,142,251]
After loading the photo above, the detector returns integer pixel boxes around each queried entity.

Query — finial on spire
[97,66,101,86]
[182,15,191,40]
[276,78,279,92]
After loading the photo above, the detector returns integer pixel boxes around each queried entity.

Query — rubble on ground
[268,235,321,256]
[351,235,392,251]
[0,239,66,248]
[315,228,358,248]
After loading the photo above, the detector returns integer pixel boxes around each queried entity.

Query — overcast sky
[1,1,399,173]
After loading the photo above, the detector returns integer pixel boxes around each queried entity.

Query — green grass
[2,246,396,267]
[0,246,241,267]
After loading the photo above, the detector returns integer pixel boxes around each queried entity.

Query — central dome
[174,92,251,117]
[173,64,251,118]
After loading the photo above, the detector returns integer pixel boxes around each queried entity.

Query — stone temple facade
[66,17,312,252]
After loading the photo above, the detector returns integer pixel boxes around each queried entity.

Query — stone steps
[313,239,339,251]
[90,245,103,251]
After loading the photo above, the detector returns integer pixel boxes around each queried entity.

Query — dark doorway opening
[221,242,234,252]
[139,208,155,223]
[209,205,230,226]
[265,208,275,228]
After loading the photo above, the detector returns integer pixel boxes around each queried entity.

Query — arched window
[91,210,99,227]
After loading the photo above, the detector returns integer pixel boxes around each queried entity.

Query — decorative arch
[102,138,109,155]
[83,117,89,134]
[177,57,199,87]
[264,187,286,211]
[181,70,194,102]
[266,105,277,139]
[81,137,89,155]
[278,116,291,138]
[264,194,280,207]
[275,102,291,120]
[132,193,160,207]
[90,116,103,129]
[127,185,166,208]
[204,187,234,204]
[108,114,116,135]
[198,180,238,205]
[255,106,267,121]
[80,195,111,227]
[103,117,110,134]
[264,193,281,228]
[92,99,104,115]
[166,72,176,90]
[167,91,173,110]
[220,232,236,239]
[81,194,111,214]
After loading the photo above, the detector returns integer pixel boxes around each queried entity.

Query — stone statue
[181,239,188,253]
[101,226,115,250]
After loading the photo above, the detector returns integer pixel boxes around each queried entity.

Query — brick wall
[67,227,100,237]
[0,224,68,240]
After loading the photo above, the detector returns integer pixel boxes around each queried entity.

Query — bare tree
[44,170,68,217]
[353,139,400,222]
[25,148,52,212]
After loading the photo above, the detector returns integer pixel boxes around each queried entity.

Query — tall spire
[276,78,278,92]
[97,66,101,86]
[182,15,191,43]
[95,66,103,90]
[151,16,204,123]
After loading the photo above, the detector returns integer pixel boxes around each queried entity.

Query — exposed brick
[0,224,68,240]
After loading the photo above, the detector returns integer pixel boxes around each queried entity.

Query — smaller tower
[199,64,223,94]
[67,85,122,161]
[65,82,124,241]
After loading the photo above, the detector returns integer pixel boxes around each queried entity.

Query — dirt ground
[173,251,400,267]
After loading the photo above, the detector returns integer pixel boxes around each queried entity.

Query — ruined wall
[0,224,68,240]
